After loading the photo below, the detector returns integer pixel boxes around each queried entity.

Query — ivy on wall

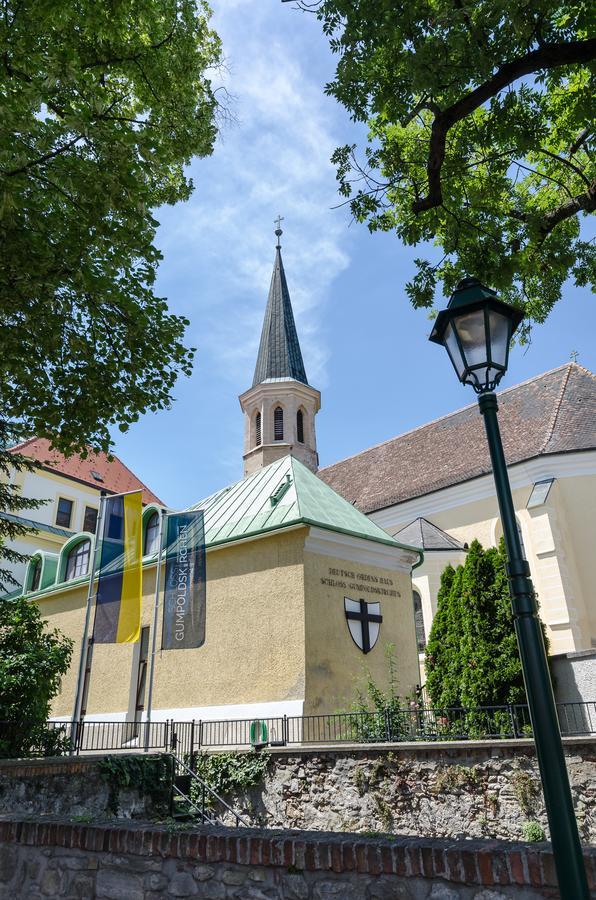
[98,754,173,817]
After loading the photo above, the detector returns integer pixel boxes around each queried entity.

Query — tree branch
[413,38,596,214]
[538,180,596,240]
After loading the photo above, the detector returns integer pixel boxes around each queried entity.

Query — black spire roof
[252,241,308,387]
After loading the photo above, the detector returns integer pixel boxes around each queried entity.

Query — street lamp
[429,277,588,900]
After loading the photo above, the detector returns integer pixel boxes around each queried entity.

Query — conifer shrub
[425,539,549,736]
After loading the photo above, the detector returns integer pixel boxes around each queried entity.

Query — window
[65,539,91,580]
[135,627,150,716]
[56,497,73,528]
[30,557,42,592]
[296,409,304,444]
[83,506,98,534]
[413,590,426,652]
[274,406,284,441]
[255,412,262,447]
[144,511,160,555]
[90,470,104,482]
[527,478,554,509]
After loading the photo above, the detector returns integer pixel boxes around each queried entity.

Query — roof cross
[570,350,579,363]
[274,215,284,248]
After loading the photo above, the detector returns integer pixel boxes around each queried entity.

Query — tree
[287,1,595,329]
[425,539,531,709]
[0,596,73,757]
[0,0,222,587]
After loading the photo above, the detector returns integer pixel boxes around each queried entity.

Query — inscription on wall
[320,567,400,598]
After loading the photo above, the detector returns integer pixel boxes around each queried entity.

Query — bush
[425,540,549,711]
[0,596,72,758]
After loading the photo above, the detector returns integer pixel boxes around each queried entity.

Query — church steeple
[239,220,321,477]
[252,230,308,387]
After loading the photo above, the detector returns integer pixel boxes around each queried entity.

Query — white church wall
[369,451,596,656]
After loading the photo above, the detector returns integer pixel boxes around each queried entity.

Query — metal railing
[169,752,249,827]
[1,701,594,760]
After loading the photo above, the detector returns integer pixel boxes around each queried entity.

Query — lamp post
[429,278,588,900]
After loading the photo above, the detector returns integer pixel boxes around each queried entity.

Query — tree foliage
[1,0,221,453]
[425,539,542,708]
[0,0,222,586]
[0,595,73,757]
[288,0,595,328]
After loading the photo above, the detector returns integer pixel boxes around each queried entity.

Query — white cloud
[155,0,351,390]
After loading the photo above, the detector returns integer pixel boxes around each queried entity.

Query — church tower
[239,221,321,476]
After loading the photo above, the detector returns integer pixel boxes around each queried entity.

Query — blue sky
[111,0,596,509]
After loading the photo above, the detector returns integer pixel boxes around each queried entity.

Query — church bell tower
[239,220,321,476]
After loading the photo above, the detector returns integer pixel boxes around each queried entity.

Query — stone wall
[2,817,596,899]
[0,755,167,820]
[215,738,596,844]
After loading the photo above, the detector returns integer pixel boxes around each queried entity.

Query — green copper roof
[252,247,308,387]
[189,455,415,551]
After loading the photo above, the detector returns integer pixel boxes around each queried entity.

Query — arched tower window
[296,409,304,444]
[413,589,426,652]
[144,511,160,556]
[30,557,42,592]
[65,539,91,581]
[274,406,284,441]
[255,412,262,447]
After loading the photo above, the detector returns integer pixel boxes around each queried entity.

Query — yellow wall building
[28,456,421,724]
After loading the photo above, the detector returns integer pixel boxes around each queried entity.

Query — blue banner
[162,511,206,650]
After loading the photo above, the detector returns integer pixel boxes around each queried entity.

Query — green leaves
[425,539,530,709]
[0,0,222,456]
[425,539,550,712]
[0,594,73,757]
[307,0,595,326]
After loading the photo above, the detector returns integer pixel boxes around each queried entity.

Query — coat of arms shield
[344,597,383,654]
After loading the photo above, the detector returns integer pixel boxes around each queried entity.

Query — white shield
[344,597,382,654]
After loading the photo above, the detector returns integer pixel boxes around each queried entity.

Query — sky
[111,0,596,510]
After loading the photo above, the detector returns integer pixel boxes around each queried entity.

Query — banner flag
[162,510,206,650]
[93,491,142,644]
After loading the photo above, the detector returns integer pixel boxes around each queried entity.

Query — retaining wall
[216,737,596,844]
[0,755,166,820]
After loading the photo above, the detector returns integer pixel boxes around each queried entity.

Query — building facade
[320,364,596,666]
[3,438,161,595]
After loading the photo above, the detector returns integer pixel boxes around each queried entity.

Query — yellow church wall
[302,537,419,716]
[36,527,308,719]
[150,528,306,713]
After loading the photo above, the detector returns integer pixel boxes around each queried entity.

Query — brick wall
[1,817,595,898]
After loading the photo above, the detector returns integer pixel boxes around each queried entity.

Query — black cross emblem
[345,598,383,654]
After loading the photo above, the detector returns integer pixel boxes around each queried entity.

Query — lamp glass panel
[488,309,511,368]
[444,321,467,379]
[452,309,488,368]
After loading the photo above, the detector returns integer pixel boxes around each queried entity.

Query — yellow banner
[115,490,143,643]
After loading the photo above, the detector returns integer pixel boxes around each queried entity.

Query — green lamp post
[429,278,588,900]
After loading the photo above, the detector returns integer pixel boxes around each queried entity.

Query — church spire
[252,220,308,387]
[239,219,321,477]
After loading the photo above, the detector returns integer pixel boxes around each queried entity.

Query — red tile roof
[8,437,163,506]
[319,364,596,514]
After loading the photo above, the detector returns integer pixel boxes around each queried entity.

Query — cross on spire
[570,350,579,363]
[274,214,284,248]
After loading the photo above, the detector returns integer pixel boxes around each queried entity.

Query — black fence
[1,701,595,760]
